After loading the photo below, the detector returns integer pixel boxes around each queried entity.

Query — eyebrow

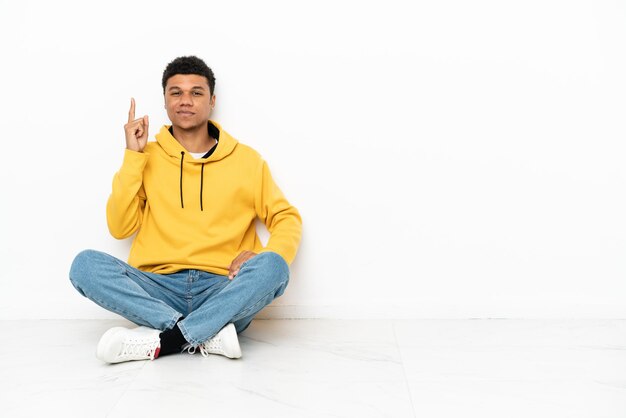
[167,85,207,91]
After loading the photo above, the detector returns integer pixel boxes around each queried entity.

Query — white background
[0,0,624,319]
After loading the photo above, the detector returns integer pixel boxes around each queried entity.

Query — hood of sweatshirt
[154,120,238,163]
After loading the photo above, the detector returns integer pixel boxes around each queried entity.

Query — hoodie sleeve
[106,149,149,239]
[254,159,302,265]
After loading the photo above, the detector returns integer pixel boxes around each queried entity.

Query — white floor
[1,319,625,417]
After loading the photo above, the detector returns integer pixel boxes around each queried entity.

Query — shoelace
[183,335,224,358]
[184,345,197,355]
[183,344,211,357]
[203,335,226,357]
[120,338,159,360]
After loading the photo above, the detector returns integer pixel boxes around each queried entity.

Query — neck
[172,123,215,153]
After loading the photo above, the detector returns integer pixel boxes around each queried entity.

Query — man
[69,56,302,364]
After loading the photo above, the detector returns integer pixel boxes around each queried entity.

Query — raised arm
[106,98,150,239]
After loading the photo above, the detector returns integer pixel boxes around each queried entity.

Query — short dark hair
[162,56,216,95]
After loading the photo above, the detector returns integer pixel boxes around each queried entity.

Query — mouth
[177,111,195,116]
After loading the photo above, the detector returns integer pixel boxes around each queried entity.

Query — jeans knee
[69,249,102,290]
[273,279,288,298]
[257,251,288,272]
[255,251,290,292]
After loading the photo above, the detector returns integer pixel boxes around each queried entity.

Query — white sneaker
[195,323,242,359]
[96,326,161,363]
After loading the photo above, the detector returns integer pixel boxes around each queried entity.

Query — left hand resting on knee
[228,251,257,280]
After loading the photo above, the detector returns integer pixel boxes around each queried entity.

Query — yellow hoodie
[106,121,302,275]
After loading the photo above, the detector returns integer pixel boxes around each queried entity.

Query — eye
[192,91,203,96]
[170,91,181,96]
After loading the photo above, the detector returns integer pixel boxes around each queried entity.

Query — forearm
[254,159,302,264]
[106,149,149,239]
[262,204,302,265]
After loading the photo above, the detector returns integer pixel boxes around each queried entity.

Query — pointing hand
[124,98,149,152]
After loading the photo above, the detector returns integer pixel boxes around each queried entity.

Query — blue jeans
[69,249,289,347]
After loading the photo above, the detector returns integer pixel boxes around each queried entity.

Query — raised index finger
[128,98,136,123]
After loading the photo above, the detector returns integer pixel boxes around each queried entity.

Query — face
[164,74,215,131]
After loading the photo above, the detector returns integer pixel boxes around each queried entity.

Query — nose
[180,92,193,106]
